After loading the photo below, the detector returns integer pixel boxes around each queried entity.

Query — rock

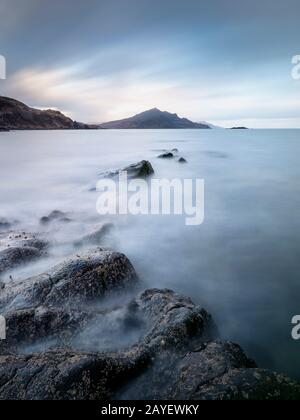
[0,247,44,276]
[178,157,187,163]
[130,289,215,352]
[74,224,114,248]
[0,348,147,400]
[119,340,300,400]
[4,306,90,348]
[0,287,299,400]
[171,148,179,153]
[40,210,71,225]
[0,231,48,275]
[0,248,139,312]
[157,152,174,159]
[100,160,154,179]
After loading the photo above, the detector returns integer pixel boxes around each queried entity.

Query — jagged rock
[0,231,48,275]
[99,160,154,179]
[40,210,71,225]
[74,224,114,248]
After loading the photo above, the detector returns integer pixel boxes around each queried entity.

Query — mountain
[99,108,211,129]
[0,96,95,130]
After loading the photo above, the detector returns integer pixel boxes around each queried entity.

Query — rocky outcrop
[0,96,95,130]
[99,160,154,179]
[0,231,48,275]
[0,285,299,400]
[99,108,211,129]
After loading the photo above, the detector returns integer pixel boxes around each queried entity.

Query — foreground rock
[0,288,299,400]
[119,340,300,400]
[0,349,147,400]
[99,160,154,179]
[0,231,48,275]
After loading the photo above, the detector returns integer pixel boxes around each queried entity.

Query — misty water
[1,128,300,380]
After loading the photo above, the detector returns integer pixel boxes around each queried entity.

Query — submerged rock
[99,160,154,179]
[74,223,114,248]
[40,210,71,225]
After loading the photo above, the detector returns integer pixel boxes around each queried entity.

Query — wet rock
[0,348,147,400]
[0,287,299,400]
[100,160,154,179]
[0,231,48,275]
[4,306,89,348]
[178,157,187,163]
[0,248,139,312]
[40,210,71,225]
[119,340,300,400]
[157,152,174,159]
[74,223,114,248]
[130,288,215,352]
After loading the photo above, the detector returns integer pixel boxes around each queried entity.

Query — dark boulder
[0,248,139,312]
[100,160,154,179]
[178,157,187,163]
[0,349,147,400]
[157,152,174,159]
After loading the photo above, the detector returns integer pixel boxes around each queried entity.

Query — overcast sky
[0,0,299,127]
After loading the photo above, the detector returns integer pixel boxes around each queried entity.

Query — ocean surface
[1,128,300,379]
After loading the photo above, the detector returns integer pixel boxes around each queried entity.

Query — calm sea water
[1,128,300,379]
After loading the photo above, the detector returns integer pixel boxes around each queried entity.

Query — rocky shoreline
[0,157,299,400]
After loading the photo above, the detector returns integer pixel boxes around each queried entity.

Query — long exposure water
[0,128,300,379]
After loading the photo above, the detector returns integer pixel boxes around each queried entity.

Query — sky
[0,0,300,128]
